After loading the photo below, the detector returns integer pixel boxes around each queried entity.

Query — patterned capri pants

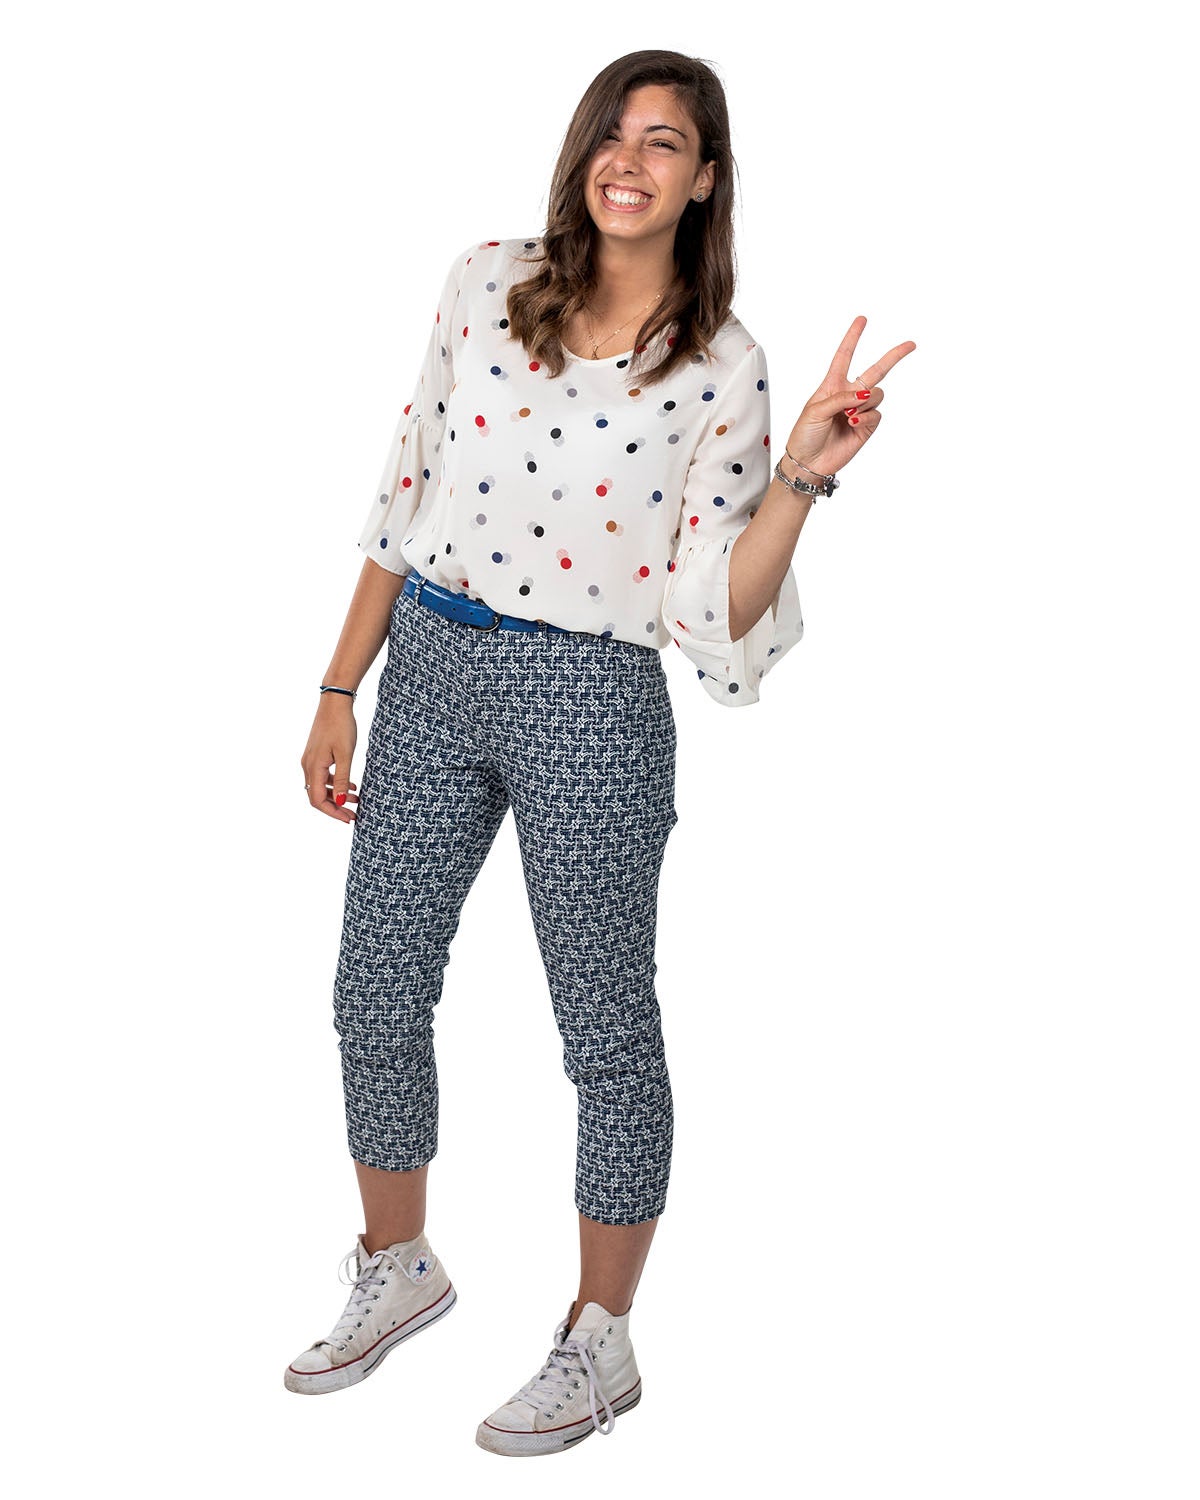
[332,577,680,1226]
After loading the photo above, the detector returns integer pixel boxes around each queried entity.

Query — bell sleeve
[357,244,472,574]
[660,339,805,706]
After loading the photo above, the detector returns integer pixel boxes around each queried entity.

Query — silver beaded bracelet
[773,455,840,502]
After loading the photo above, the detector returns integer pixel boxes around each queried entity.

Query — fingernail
[855,388,871,399]
[335,793,347,806]
[844,406,858,416]
[849,415,860,425]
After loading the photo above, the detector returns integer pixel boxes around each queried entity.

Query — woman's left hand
[784,316,917,481]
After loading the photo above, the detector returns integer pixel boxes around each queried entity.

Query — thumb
[330,742,353,808]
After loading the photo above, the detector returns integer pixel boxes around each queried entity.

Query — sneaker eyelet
[606,1325,612,1334]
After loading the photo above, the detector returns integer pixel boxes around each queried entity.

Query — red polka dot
[487,241,500,246]
[560,556,572,569]
[596,484,607,496]
[636,343,648,353]
[435,312,440,323]
[688,514,700,528]
[666,335,676,347]
[403,403,413,416]
[462,325,469,338]
[667,559,676,573]
[763,433,770,446]
[529,360,541,371]
[638,565,650,578]
[401,476,413,488]
[475,415,486,427]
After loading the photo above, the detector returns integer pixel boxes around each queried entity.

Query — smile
[601,184,653,210]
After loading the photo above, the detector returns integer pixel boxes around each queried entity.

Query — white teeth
[603,186,650,206]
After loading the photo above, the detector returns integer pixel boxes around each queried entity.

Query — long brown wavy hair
[505,50,739,388]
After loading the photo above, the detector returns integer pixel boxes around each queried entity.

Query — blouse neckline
[561,344,637,368]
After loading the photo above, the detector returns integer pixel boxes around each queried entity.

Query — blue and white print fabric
[357,237,805,706]
[333,585,678,1225]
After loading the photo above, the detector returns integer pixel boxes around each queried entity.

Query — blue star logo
[414,1258,428,1277]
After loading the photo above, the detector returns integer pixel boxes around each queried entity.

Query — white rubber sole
[474,1379,642,1457]
[284,1281,457,1395]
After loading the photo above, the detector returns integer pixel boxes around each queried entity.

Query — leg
[334,612,510,1189]
[357,1161,428,1255]
[572,1212,658,1320]
[503,638,679,1256]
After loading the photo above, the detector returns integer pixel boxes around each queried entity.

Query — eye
[651,140,677,150]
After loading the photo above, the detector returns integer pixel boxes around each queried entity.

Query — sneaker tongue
[565,1301,612,1340]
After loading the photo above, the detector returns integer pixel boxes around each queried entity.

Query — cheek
[585,149,613,182]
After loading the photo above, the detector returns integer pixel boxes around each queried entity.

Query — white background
[3,1,1195,1495]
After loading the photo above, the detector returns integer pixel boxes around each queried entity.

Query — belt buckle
[471,607,501,631]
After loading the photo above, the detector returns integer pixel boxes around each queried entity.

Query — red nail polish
[849,415,860,425]
[855,388,871,399]
[844,406,858,416]
[335,793,346,806]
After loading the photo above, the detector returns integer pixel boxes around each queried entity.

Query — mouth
[599,183,654,212]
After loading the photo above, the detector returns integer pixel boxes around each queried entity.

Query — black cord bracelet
[319,685,357,700]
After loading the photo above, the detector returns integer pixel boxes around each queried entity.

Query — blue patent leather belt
[402,569,574,634]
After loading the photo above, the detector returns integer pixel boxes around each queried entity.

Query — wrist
[318,684,359,708]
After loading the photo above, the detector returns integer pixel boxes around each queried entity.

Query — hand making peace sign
[784,317,917,483]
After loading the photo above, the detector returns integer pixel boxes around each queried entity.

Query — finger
[808,385,886,422]
[326,781,361,807]
[330,753,355,809]
[302,751,334,809]
[850,340,917,391]
[824,315,867,385]
[844,386,886,415]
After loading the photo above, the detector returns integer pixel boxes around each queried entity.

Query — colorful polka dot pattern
[334,587,679,1224]
[358,238,805,706]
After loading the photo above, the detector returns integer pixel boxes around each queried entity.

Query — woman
[288,48,915,1457]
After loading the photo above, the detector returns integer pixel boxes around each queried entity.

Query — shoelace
[511,1323,618,1437]
[311,1246,409,1356]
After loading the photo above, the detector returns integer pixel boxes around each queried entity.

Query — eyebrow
[613,122,688,138]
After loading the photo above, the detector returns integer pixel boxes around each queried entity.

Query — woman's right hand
[301,698,359,823]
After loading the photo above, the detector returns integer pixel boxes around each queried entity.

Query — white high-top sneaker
[284,1232,456,1395]
[475,1300,642,1457]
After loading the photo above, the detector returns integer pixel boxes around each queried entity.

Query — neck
[589,231,678,314]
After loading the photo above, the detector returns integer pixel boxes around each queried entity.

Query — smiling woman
[506,59,731,384]
[295,42,916,1467]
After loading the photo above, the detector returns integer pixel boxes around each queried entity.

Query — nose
[608,139,645,175]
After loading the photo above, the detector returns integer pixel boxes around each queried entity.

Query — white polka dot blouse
[358,237,805,706]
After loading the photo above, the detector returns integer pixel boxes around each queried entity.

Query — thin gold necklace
[582,287,667,359]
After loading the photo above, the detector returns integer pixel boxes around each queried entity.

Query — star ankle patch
[408,1252,434,1283]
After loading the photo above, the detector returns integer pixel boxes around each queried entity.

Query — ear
[695,158,716,198]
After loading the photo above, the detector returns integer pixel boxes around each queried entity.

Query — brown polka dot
[715,424,728,436]
[605,520,618,533]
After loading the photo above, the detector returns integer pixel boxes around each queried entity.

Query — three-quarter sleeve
[661,340,805,706]
[357,245,472,574]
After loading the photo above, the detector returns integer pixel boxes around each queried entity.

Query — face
[583,83,716,250]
